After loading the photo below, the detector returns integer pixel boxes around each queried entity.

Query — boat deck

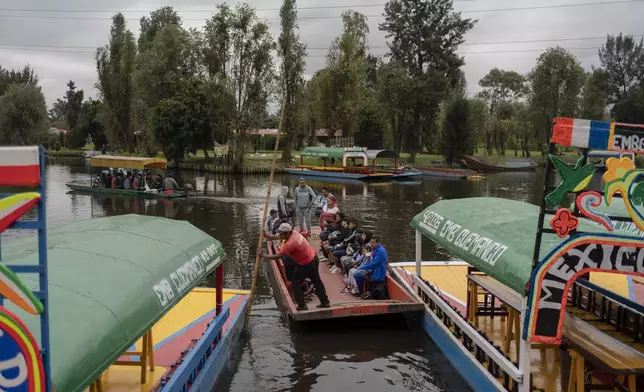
[266,229,423,321]
[395,264,644,391]
[86,288,248,392]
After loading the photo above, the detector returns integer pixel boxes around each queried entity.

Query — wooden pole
[244,103,285,331]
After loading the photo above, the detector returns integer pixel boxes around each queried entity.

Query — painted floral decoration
[550,208,579,238]
[603,157,636,183]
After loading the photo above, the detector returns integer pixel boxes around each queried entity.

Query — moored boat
[463,155,538,172]
[66,155,192,199]
[395,117,644,391]
[286,147,394,181]
[416,167,484,180]
[264,227,424,321]
[0,146,249,392]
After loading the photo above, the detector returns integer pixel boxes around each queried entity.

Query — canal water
[6,158,544,392]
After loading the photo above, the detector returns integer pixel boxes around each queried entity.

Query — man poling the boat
[260,222,330,311]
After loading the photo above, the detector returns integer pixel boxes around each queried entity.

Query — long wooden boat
[65,155,191,199]
[462,155,538,172]
[397,117,644,392]
[289,147,395,181]
[0,146,248,392]
[416,167,485,180]
[67,180,191,199]
[264,227,423,321]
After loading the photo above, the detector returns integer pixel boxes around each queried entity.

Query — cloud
[1,0,642,107]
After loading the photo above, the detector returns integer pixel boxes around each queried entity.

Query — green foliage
[324,11,370,138]
[528,47,584,153]
[65,81,84,131]
[278,0,306,161]
[0,83,48,145]
[612,87,644,124]
[355,91,385,149]
[138,6,182,52]
[78,99,108,151]
[440,95,475,164]
[203,3,274,170]
[579,69,609,120]
[0,65,39,96]
[379,0,476,162]
[377,61,412,156]
[66,128,87,149]
[599,33,644,104]
[96,13,137,152]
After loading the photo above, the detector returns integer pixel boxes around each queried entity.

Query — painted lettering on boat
[419,210,444,235]
[152,243,220,307]
[615,221,644,237]
[529,239,644,342]
[419,210,509,266]
[612,124,644,153]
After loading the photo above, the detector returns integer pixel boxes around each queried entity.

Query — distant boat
[462,155,538,173]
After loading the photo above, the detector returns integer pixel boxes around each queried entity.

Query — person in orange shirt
[261,223,330,311]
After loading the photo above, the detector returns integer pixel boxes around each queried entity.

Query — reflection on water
[2,159,544,392]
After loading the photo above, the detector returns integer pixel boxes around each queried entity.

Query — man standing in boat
[261,223,330,311]
[294,178,316,233]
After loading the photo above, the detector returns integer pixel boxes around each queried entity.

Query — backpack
[286,199,296,217]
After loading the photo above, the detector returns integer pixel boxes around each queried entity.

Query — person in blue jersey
[353,235,388,299]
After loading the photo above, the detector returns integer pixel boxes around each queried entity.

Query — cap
[277,222,293,233]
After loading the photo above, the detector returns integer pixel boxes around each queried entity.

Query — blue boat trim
[159,295,250,391]
[419,309,504,391]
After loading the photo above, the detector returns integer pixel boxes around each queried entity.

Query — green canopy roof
[2,215,225,392]
[411,197,615,294]
[300,147,366,159]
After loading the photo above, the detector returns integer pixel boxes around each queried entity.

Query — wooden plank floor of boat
[267,227,423,321]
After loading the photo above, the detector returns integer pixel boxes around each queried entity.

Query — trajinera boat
[264,226,424,321]
[66,155,192,199]
[390,117,644,391]
[0,146,249,392]
[285,147,421,181]
[463,155,538,172]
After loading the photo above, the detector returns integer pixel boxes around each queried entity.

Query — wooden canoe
[462,156,538,173]
[264,231,424,322]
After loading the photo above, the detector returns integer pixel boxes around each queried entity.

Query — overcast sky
[1,0,643,108]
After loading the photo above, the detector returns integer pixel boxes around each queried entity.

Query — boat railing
[412,274,523,389]
[159,306,230,392]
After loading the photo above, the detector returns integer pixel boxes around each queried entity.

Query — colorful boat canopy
[0,146,41,186]
[551,117,644,154]
[0,192,41,234]
[90,155,167,170]
[410,197,614,294]
[1,215,225,392]
[300,147,366,159]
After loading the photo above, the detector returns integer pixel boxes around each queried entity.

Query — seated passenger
[123,173,132,190]
[133,174,142,191]
[343,246,371,294]
[354,235,388,299]
[164,173,179,195]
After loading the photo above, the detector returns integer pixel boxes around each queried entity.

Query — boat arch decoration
[524,232,644,344]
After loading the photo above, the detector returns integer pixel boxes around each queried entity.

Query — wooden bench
[563,313,644,391]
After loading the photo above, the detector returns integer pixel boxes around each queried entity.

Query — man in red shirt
[261,223,330,311]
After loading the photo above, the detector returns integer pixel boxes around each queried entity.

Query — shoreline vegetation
[45,147,583,174]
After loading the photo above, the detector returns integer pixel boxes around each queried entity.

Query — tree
[48,98,67,129]
[278,0,306,162]
[152,80,210,164]
[77,99,108,152]
[0,65,39,96]
[579,68,609,120]
[355,89,385,149]
[612,87,644,124]
[326,11,370,137]
[468,97,490,154]
[377,60,412,156]
[380,0,475,162]
[96,13,137,151]
[598,33,644,103]
[65,80,84,131]
[478,68,526,155]
[203,4,274,170]
[528,47,584,153]
[0,84,48,145]
[440,95,474,164]
[138,6,182,52]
